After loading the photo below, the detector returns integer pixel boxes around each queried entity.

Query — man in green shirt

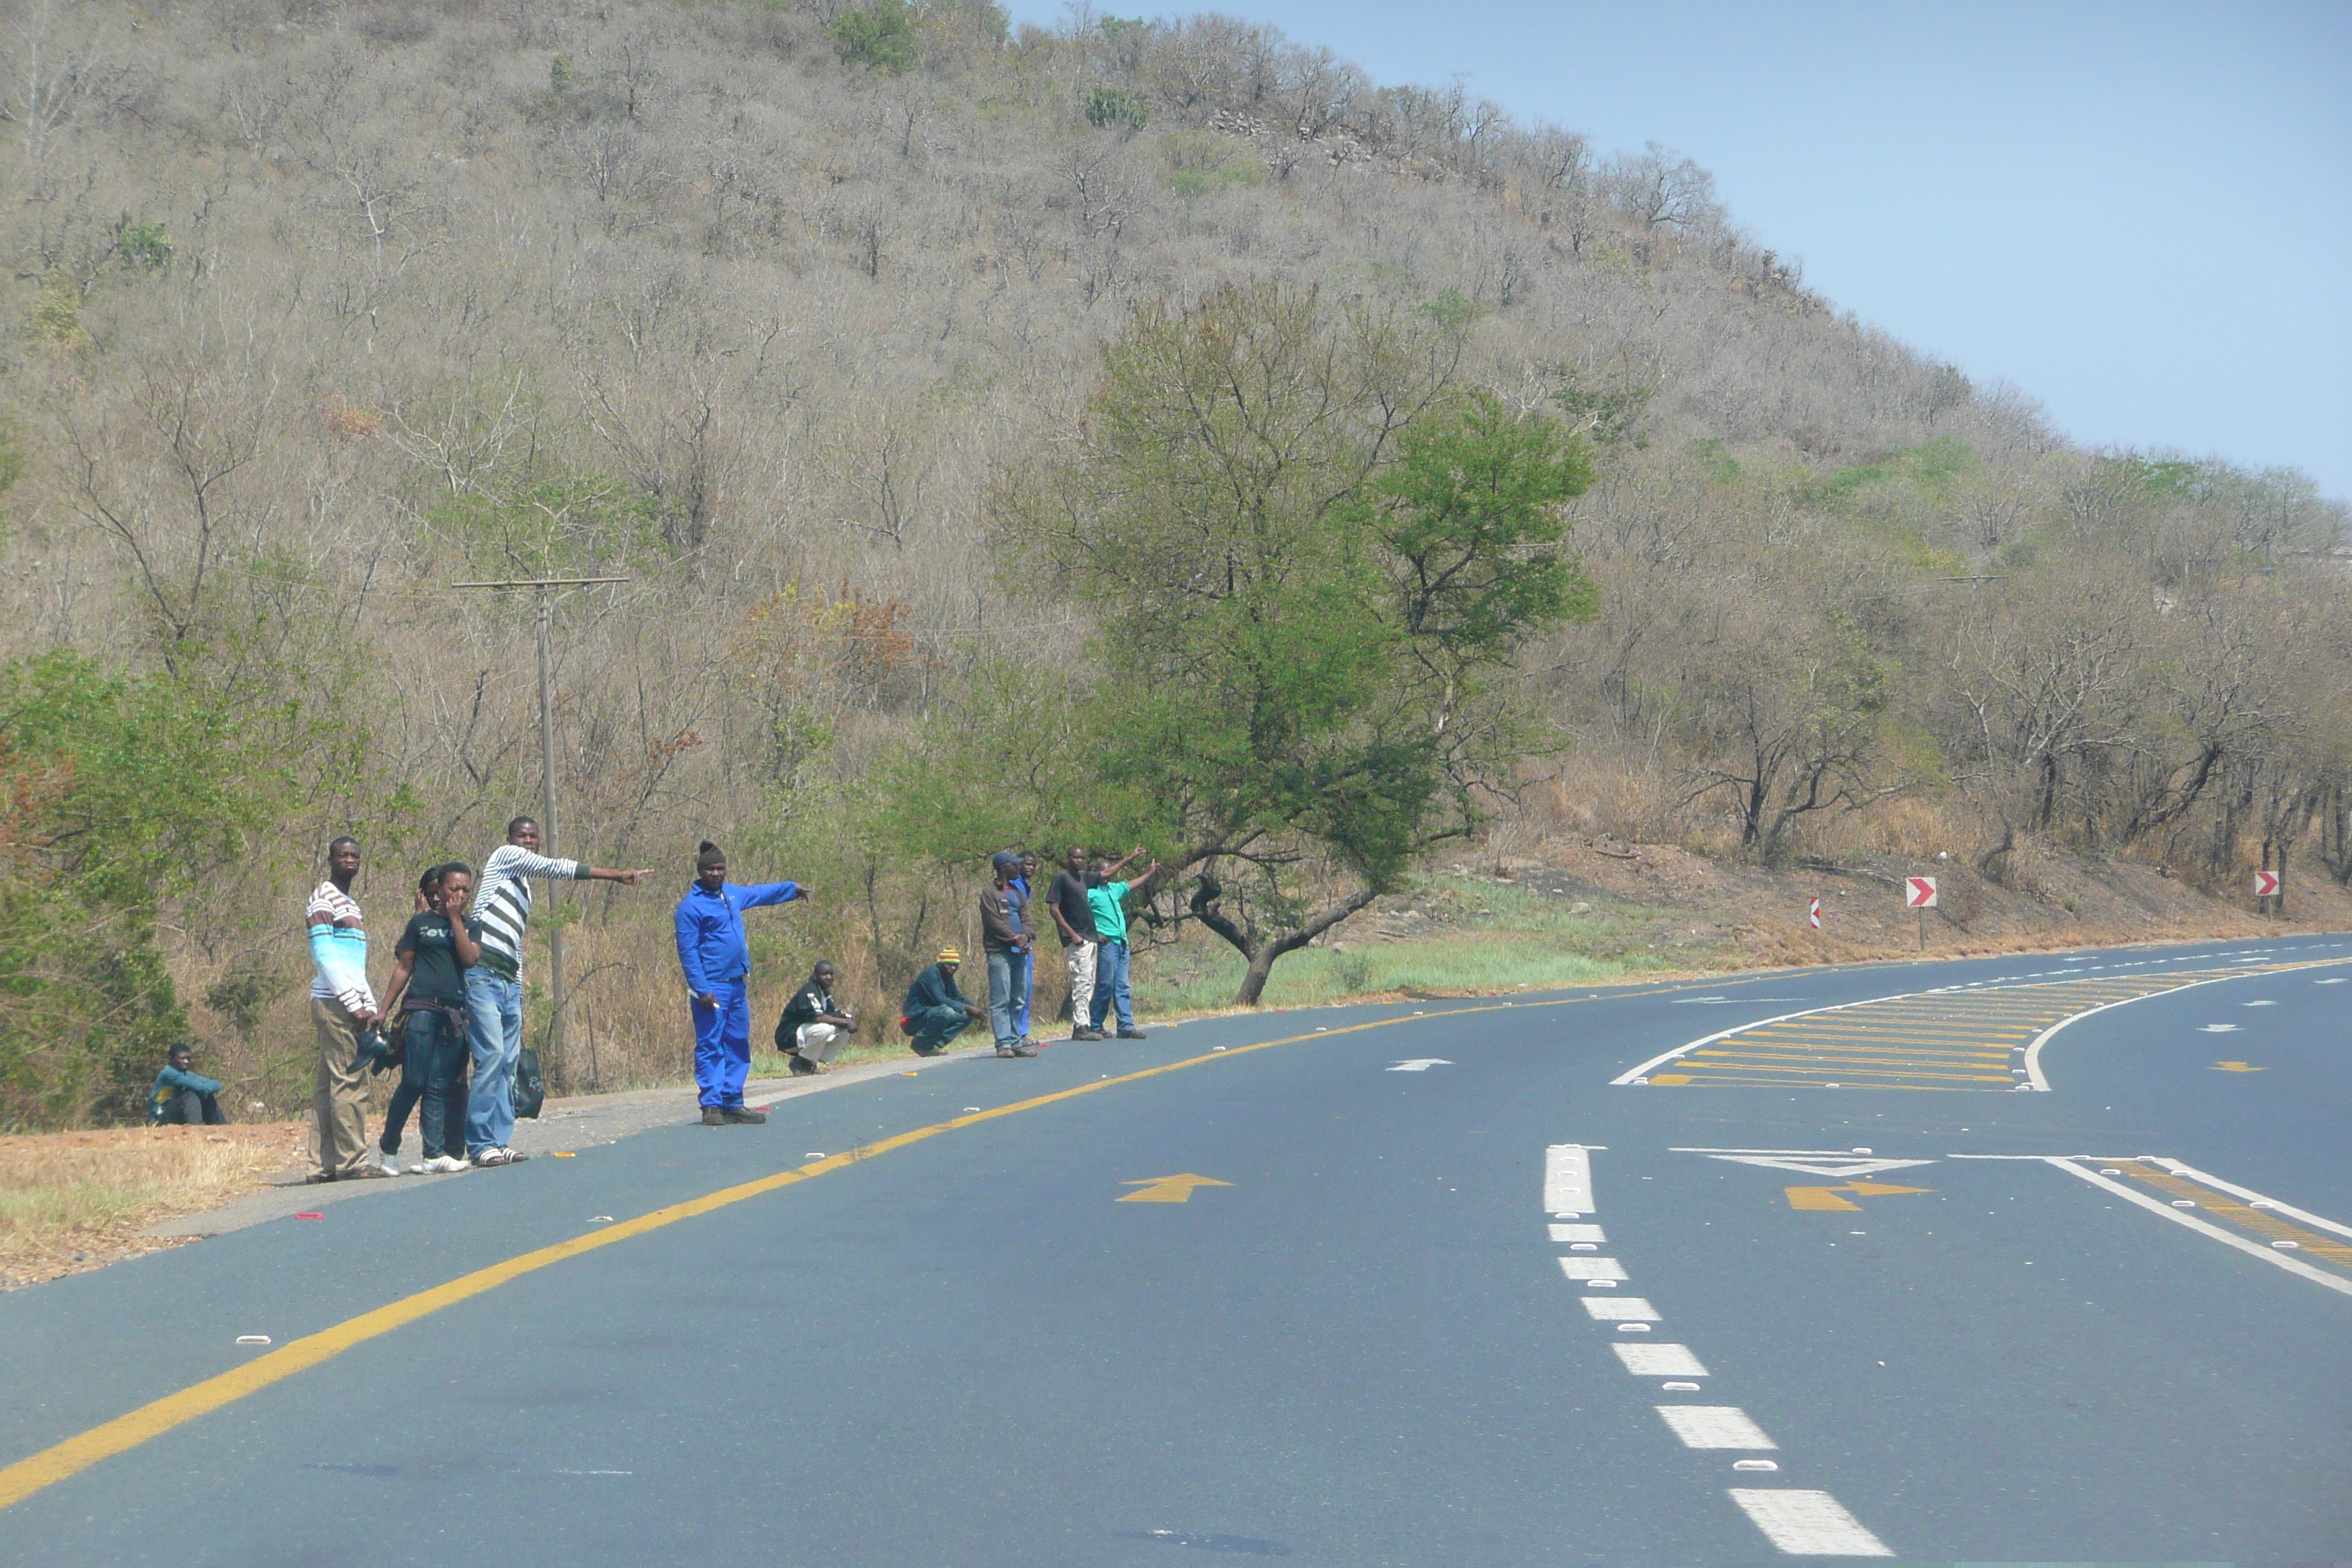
[1085,858,1157,1039]
[150,1043,226,1126]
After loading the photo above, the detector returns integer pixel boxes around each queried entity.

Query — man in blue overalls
[674,841,808,1126]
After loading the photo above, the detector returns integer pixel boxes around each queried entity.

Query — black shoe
[701,1107,728,1126]
[1004,1042,1038,1058]
[721,1104,768,1124]
[788,1054,820,1076]
[1117,1028,1148,1039]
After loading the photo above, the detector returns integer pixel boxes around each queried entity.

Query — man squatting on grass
[468,816,652,1164]
[776,960,858,1077]
[901,947,984,1055]
[674,841,809,1126]
[374,863,480,1173]
[149,1043,225,1126]
[306,836,388,1183]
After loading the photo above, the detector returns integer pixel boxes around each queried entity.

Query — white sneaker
[426,1154,468,1173]
[377,1150,402,1176]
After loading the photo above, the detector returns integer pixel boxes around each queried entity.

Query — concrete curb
[143,1042,1000,1240]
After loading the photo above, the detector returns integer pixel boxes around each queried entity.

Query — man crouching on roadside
[777,960,857,1076]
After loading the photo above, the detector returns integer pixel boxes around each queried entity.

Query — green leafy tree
[0,655,278,1126]
[426,474,685,577]
[1000,283,1595,1003]
[829,0,919,74]
[1085,86,1149,133]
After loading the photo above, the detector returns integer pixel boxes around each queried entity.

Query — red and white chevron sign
[1905,876,1938,909]
[1807,897,1822,930]
[2254,870,2280,897]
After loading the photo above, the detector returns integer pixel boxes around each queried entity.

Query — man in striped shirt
[306,836,387,1182]
[463,815,652,1165]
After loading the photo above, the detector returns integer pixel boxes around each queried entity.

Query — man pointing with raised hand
[465,815,652,1166]
[675,841,809,1124]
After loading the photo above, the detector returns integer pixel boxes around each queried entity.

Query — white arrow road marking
[1730,1490,1893,1557]
[1545,1144,1594,1215]
[1670,996,1733,1004]
[1701,1154,1937,1179]
[1387,1058,1453,1071]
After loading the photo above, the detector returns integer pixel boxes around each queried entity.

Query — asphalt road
[4,932,2349,1564]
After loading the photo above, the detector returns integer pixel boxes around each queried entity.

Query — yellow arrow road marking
[2210,1060,2265,1072]
[1787,1180,1934,1209]
[1118,1173,1232,1203]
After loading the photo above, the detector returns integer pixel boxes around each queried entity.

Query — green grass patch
[1128,875,1735,1015]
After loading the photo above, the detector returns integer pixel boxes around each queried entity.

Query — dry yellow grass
[0,1123,305,1290]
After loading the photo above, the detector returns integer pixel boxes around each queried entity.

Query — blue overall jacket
[674,879,801,995]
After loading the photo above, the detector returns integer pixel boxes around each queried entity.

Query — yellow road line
[1693,1052,2014,1070]
[1632,960,2349,1093]
[2111,1163,2352,1268]
[0,992,1577,1513]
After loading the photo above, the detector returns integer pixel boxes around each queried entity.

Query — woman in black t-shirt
[378,864,483,1172]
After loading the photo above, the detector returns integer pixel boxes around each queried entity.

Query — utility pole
[453,576,630,1084]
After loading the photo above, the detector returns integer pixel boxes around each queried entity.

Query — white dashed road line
[1656,1406,1777,1449]
[1614,1343,1709,1377]
[1545,1143,1595,1215]
[1730,1490,1894,1557]
[1545,1142,1896,1557]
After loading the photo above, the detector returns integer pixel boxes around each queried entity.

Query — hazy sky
[1003,1,2352,499]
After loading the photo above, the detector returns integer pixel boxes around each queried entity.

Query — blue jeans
[1011,949,1033,1035]
[1090,939,1133,1032]
[464,968,524,1151]
[384,1008,470,1160]
[986,949,1022,1047]
[692,977,752,1108]
[903,1001,971,1055]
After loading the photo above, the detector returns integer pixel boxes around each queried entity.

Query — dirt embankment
[0,1122,307,1291]
[1381,835,2339,973]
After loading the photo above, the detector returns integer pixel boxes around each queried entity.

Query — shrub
[1085,85,1148,132]
[829,0,918,74]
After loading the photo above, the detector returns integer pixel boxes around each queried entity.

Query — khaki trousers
[1064,941,1098,1034]
[309,997,372,1177]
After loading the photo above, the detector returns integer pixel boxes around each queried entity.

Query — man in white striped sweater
[463,815,652,1166]
[306,835,388,1182]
